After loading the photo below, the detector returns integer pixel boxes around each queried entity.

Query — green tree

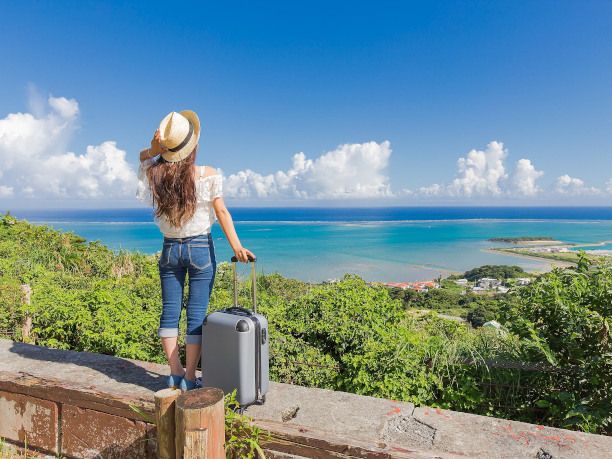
[462,265,528,282]
[501,256,612,433]
[466,305,494,327]
[386,286,418,307]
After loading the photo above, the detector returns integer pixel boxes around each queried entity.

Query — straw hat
[158,110,201,162]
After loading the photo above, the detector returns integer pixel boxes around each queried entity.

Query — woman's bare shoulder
[194,165,218,179]
[203,166,217,177]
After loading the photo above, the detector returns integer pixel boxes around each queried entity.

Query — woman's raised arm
[212,196,254,263]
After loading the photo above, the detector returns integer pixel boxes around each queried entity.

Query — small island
[486,236,578,267]
[488,236,560,244]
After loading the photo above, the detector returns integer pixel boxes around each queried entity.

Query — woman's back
[137,161,223,238]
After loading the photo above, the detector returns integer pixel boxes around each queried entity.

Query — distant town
[330,236,612,296]
[373,276,532,294]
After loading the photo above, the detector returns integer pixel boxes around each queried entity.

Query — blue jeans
[157,234,216,344]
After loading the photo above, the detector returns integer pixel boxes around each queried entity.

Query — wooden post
[184,429,208,455]
[155,388,182,459]
[175,388,225,459]
[20,284,32,342]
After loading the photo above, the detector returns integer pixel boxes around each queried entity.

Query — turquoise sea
[10,207,612,283]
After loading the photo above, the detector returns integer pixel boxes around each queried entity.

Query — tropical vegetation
[450,264,530,281]
[488,237,556,243]
[1,212,610,434]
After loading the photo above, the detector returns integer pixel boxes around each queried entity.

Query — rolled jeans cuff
[157,328,179,338]
[185,334,203,345]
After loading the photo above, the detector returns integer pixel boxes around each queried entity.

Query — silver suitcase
[201,256,269,410]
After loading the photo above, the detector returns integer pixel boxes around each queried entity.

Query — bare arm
[140,129,167,162]
[212,196,254,263]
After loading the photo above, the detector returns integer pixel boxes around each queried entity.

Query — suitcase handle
[231,257,257,313]
[231,255,257,263]
[225,306,254,316]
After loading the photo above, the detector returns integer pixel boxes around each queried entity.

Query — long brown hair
[146,147,198,227]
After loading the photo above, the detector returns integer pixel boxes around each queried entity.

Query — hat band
[168,121,194,153]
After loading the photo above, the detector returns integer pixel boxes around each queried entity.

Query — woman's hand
[233,247,255,263]
[150,129,168,157]
[139,130,168,162]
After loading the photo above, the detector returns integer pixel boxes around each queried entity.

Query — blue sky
[1,0,611,207]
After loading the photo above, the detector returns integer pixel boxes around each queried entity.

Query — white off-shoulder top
[136,158,223,238]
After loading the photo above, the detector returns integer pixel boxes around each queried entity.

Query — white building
[477,278,503,289]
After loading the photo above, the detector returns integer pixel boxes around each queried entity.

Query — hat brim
[160,110,201,162]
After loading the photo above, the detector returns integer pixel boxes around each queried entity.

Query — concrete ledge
[253,420,459,458]
[245,381,612,458]
[1,338,611,458]
[0,371,155,421]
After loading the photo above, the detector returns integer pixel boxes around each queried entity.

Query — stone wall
[0,370,439,458]
[1,339,611,459]
[0,371,156,458]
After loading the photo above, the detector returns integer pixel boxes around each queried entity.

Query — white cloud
[551,174,600,196]
[2,91,607,205]
[449,141,508,197]
[0,186,14,197]
[417,183,443,197]
[223,141,393,199]
[509,159,544,196]
[48,95,79,119]
[0,94,136,200]
[417,141,547,199]
[32,141,136,198]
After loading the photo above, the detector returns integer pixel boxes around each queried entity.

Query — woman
[137,110,254,390]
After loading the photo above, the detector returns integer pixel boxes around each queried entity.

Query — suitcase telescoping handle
[231,255,257,314]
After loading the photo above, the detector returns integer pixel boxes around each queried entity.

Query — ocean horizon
[8,206,612,283]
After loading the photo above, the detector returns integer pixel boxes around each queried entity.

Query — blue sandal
[167,374,184,389]
[179,377,202,391]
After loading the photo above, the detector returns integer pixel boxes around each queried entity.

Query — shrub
[461,265,529,281]
[501,255,612,433]
[2,214,610,433]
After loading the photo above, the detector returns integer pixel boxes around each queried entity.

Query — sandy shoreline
[408,264,462,276]
[501,240,612,248]
[571,240,612,248]
[482,248,577,273]
[411,248,578,279]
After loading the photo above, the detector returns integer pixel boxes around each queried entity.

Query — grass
[491,247,582,263]
[0,437,64,459]
[0,437,27,459]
